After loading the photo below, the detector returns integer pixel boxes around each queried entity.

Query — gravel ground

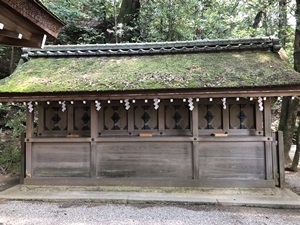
[0,201,299,225]
[286,171,300,194]
[0,146,299,225]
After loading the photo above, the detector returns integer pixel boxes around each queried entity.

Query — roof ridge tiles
[22,37,280,59]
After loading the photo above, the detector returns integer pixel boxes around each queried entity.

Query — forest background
[0,0,300,174]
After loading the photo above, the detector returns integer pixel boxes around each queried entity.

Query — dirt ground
[0,174,19,192]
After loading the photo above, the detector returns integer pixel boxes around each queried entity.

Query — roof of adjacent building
[0,37,300,100]
[0,0,64,48]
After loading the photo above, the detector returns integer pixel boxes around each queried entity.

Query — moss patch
[0,52,299,93]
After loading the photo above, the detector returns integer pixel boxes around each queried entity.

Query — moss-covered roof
[0,51,299,93]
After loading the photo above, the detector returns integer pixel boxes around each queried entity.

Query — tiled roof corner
[22,37,280,60]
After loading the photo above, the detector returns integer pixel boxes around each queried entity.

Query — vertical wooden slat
[90,102,98,138]
[263,98,272,180]
[255,102,263,134]
[223,100,229,132]
[192,102,199,137]
[277,131,285,188]
[192,102,199,179]
[20,132,25,184]
[128,105,134,133]
[90,142,97,178]
[158,101,165,134]
[37,103,44,136]
[67,103,73,133]
[272,132,279,185]
[193,141,199,179]
[99,105,104,135]
[25,108,34,178]
[90,102,98,178]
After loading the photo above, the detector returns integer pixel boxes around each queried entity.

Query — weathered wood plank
[198,142,265,179]
[192,141,199,179]
[32,143,91,177]
[97,142,193,179]
[90,142,97,178]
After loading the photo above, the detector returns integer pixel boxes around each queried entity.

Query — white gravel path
[0,201,299,225]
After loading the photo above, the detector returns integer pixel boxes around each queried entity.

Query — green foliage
[37,0,297,62]
[0,47,21,79]
[42,0,119,44]
[0,105,26,174]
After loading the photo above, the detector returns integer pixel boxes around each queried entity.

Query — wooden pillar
[90,102,98,178]
[67,103,73,133]
[37,103,44,136]
[255,101,263,134]
[192,102,199,179]
[127,105,134,134]
[263,98,273,180]
[158,101,165,134]
[223,100,229,132]
[272,132,279,185]
[277,131,285,188]
[25,107,34,178]
[20,132,25,184]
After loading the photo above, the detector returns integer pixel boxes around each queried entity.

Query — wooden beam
[0,13,34,40]
[23,177,275,188]
[0,29,23,39]
[1,87,300,103]
[0,34,46,48]
[1,0,64,38]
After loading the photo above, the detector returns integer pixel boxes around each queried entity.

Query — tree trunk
[118,0,140,25]
[252,11,263,29]
[9,47,14,74]
[291,123,300,171]
[117,0,140,42]
[278,0,287,47]
[278,97,299,165]
[290,0,300,171]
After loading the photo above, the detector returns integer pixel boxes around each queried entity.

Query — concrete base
[1,185,300,209]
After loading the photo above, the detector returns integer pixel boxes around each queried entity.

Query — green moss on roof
[0,52,299,93]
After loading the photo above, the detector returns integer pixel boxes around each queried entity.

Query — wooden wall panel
[97,142,192,178]
[32,143,91,177]
[198,142,265,179]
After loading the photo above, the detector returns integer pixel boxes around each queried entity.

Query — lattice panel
[104,105,128,131]
[198,104,223,129]
[44,107,67,131]
[229,104,255,129]
[164,105,190,130]
[73,106,91,131]
[134,105,158,130]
